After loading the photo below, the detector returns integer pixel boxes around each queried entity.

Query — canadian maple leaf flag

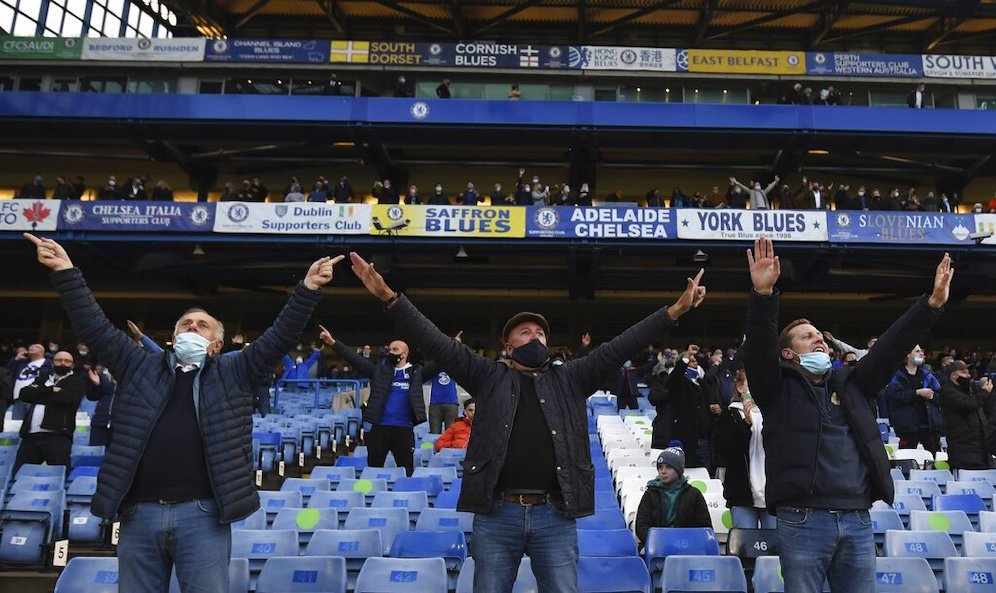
[23,201,51,230]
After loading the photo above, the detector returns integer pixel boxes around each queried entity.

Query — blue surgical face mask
[174,332,212,365]
[795,351,831,375]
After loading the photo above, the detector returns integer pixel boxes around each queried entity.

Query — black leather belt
[498,490,564,506]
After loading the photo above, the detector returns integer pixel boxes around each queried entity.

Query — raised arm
[319,325,377,377]
[823,331,865,358]
[730,177,751,193]
[741,237,784,409]
[764,176,780,195]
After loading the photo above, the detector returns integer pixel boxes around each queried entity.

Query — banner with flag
[213,202,370,234]
[0,199,61,231]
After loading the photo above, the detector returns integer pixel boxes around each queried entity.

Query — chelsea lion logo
[410,102,430,120]
[227,203,250,223]
[189,205,210,226]
[534,207,559,230]
[835,213,851,228]
[437,372,451,385]
[387,206,405,221]
[213,40,228,53]
[63,204,84,224]
[137,38,152,51]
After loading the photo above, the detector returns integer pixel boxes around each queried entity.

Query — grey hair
[174,308,225,342]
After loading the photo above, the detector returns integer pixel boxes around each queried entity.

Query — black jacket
[386,294,675,518]
[635,481,711,546]
[714,404,754,507]
[941,380,992,470]
[647,369,673,449]
[667,358,714,467]
[0,367,11,418]
[85,370,116,429]
[742,290,942,509]
[18,371,86,437]
[883,367,943,435]
[332,341,430,426]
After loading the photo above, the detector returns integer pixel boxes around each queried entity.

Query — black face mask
[385,353,402,367]
[510,339,549,368]
[52,365,72,376]
[957,375,972,388]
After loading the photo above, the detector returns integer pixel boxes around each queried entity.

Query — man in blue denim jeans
[742,237,951,592]
[349,251,707,593]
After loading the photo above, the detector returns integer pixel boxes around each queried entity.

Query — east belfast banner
[0,37,81,60]
[568,46,676,71]
[213,202,370,234]
[58,201,214,232]
[333,41,568,69]
[81,38,205,61]
[370,205,525,238]
[829,212,975,244]
[0,199,60,232]
[923,54,996,79]
[806,52,921,77]
[676,209,828,242]
[205,39,327,63]
[677,49,806,75]
[527,206,675,239]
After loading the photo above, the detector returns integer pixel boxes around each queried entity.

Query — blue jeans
[118,499,231,593]
[731,506,777,529]
[777,507,875,593]
[472,498,578,593]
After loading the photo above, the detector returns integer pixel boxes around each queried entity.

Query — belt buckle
[518,494,530,506]
[157,499,177,505]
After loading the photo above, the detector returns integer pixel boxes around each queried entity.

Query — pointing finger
[23,233,42,246]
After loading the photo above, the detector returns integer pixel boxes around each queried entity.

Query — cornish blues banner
[0,199,60,232]
[828,211,975,244]
[213,202,370,234]
[676,209,828,242]
[527,206,675,239]
[58,201,214,232]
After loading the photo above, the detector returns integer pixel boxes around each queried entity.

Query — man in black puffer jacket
[349,251,706,593]
[25,233,339,593]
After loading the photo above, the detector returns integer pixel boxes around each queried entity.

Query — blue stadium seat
[9,474,65,495]
[456,556,538,593]
[435,448,467,460]
[908,510,975,548]
[577,529,638,557]
[578,556,651,593]
[910,469,955,488]
[361,466,407,484]
[334,456,368,469]
[310,466,355,487]
[426,455,463,476]
[895,480,943,505]
[371,490,429,525]
[305,529,383,591]
[946,480,996,505]
[271,508,339,548]
[14,463,66,479]
[661,555,747,593]
[944,557,996,592]
[965,531,996,556]
[336,478,388,502]
[960,470,996,485]
[884,529,956,590]
[0,490,66,563]
[280,478,330,503]
[575,508,626,530]
[415,508,474,544]
[644,527,721,591]
[259,491,303,523]
[66,476,103,542]
[725,528,778,578]
[393,476,444,498]
[231,508,267,530]
[68,465,100,482]
[871,509,906,553]
[433,489,460,509]
[751,556,831,593]
[389,530,467,590]
[255,555,347,593]
[230,529,299,590]
[54,557,119,593]
[70,445,105,468]
[413,466,457,485]
[933,493,987,527]
[344,507,410,555]
[167,557,249,593]
[354,557,448,593]
[874,557,938,593]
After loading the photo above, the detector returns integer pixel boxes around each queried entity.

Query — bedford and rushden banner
[922,54,996,79]
[0,37,81,60]
[57,201,214,232]
[81,38,205,61]
[0,199,61,231]
[527,206,675,239]
[806,52,921,77]
[369,205,525,238]
[568,46,676,71]
[828,211,975,245]
[213,202,370,234]
[676,209,828,242]
[331,41,568,69]
[677,49,806,75]
[205,39,327,63]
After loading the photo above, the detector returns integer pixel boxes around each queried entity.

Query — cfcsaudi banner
[0,37,81,60]
[369,205,525,238]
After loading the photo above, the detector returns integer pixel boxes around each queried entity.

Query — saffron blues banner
[0,199,61,232]
[58,201,214,232]
[81,38,205,61]
[676,209,828,242]
[922,54,996,79]
[567,46,677,71]
[213,202,370,234]
[973,214,996,246]
[828,211,975,244]
[527,206,675,239]
[806,52,921,77]
[369,205,525,238]
[204,39,328,63]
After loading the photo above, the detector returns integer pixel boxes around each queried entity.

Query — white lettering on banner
[0,199,61,232]
[923,54,996,78]
[570,207,672,238]
[454,43,518,55]
[212,202,371,234]
[676,209,828,241]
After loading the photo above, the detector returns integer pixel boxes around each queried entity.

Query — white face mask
[174,332,212,365]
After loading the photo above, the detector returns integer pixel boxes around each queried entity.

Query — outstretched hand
[667,268,706,320]
[350,252,396,302]
[454,331,463,343]
[304,255,344,290]
[24,233,73,271]
[318,324,335,346]
[747,237,780,295]
[126,320,144,340]
[928,252,953,309]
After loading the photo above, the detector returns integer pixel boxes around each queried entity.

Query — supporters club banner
[369,205,525,238]
[0,37,81,60]
[204,39,328,63]
[81,38,205,61]
[806,52,921,77]
[567,46,677,71]
[922,54,996,79]
[676,209,828,242]
[57,201,214,232]
[677,49,806,75]
[213,202,370,234]
[527,206,675,239]
[973,214,996,246]
[331,41,568,69]
[828,211,975,244]
[0,199,60,232]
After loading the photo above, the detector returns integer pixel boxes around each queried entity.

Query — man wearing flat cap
[940,359,994,472]
[347,251,707,593]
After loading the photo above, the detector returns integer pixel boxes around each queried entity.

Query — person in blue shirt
[428,331,464,434]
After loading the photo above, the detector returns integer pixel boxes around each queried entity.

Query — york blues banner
[676,209,828,242]
[828,211,975,244]
[0,199,61,232]
[806,52,921,77]
[214,202,370,234]
[527,206,675,239]
[205,39,328,63]
[58,201,214,232]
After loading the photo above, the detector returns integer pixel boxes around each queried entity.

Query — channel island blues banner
[0,199,60,232]
[58,201,214,232]
[214,202,370,234]
[205,39,328,63]
[677,49,805,75]
[676,209,828,242]
[527,206,675,239]
[828,211,975,245]
[369,205,525,238]
[568,46,677,71]
[806,52,921,77]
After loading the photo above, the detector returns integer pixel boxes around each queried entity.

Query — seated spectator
[152,180,174,201]
[434,398,474,451]
[635,446,711,547]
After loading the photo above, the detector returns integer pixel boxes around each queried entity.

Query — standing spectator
[308,178,330,202]
[647,354,675,449]
[460,182,482,206]
[611,354,654,411]
[922,191,939,212]
[436,79,451,99]
[825,86,842,106]
[552,184,571,206]
[122,177,147,200]
[813,89,830,106]
[508,84,521,100]
[85,363,116,446]
[494,183,512,206]
[799,177,830,210]
[790,83,806,105]
[851,186,872,211]
[393,75,412,98]
[97,177,118,200]
[152,180,174,201]
[726,183,747,209]
[634,447,711,547]
[284,182,306,202]
[52,176,73,200]
[940,360,994,471]
[4,343,52,427]
[12,349,85,474]
[434,399,474,451]
[834,183,851,211]
[379,179,399,204]
[329,74,342,96]
[646,188,664,207]
[531,182,550,206]
[668,345,718,472]
[405,184,420,205]
[730,175,779,210]
[236,180,254,201]
[0,366,10,422]
[333,176,353,203]
[671,187,691,208]
[972,202,985,214]
[18,175,46,199]
[938,192,956,213]
[428,368,460,434]
[884,345,943,455]
[574,183,592,207]
[70,176,86,200]
[907,82,926,108]
[219,182,239,202]
[988,192,996,213]
[703,350,735,411]
[515,169,533,206]
[250,177,269,201]
[426,184,449,206]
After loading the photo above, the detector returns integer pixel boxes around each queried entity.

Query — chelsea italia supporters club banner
[369,205,525,238]
[0,199,61,232]
[676,209,829,242]
[58,201,214,232]
[527,206,675,239]
[828,212,976,245]
[213,202,370,234]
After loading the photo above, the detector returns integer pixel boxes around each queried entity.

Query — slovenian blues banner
[828,211,975,244]
[676,209,828,242]
[0,199,61,231]
[526,206,675,239]
[58,201,214,232]
[204,39,328,63]
[213,202,370,234]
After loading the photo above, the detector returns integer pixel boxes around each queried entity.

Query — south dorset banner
[678,49,806,75]
[213,202,370,234]
[369,205,525,238]
[676,209,828,242]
